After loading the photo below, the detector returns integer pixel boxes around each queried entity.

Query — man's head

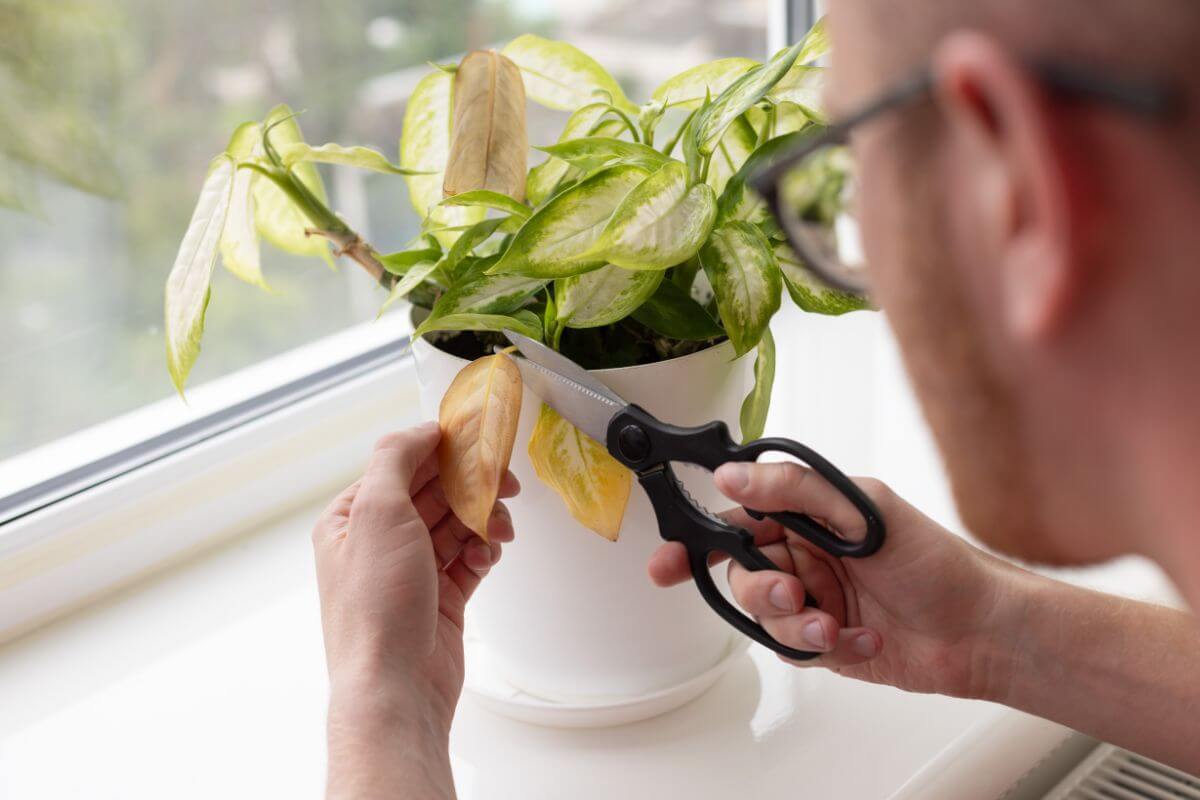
[825,1,1200,566]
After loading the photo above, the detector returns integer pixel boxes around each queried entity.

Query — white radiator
[887,704,1199,800]
[1043,744,1200,800]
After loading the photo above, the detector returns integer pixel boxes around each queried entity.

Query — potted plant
[163,20,867,710]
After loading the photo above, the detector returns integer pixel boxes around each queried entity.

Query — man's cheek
[857,158,905,302]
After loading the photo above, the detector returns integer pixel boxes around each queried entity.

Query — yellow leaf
[443,50,528,202]
[528,404,632,541]
[438,353,524,540]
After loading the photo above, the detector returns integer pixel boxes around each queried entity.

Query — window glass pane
[0,0,766,468]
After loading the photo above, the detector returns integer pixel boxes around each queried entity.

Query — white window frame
[0,4,797,643]
[0,314,423,641]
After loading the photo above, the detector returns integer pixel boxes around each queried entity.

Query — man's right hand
[647,462,1029,700]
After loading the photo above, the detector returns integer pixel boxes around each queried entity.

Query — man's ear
[931,32,1077,340]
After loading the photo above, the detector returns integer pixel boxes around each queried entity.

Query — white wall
[767,305,963,533]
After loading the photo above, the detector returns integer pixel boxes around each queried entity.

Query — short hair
[853,0,1199,157]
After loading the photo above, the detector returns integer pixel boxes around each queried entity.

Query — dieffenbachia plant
[164,19,868,537]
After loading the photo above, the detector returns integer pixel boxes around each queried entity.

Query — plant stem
[661,107,698,157]
[244,163,395,290]
[603,105,641,143]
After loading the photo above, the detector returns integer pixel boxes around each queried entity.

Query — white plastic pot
[412,329,754,704]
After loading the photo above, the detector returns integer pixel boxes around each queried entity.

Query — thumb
[353,422,442,523]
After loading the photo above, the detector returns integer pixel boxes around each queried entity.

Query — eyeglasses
[749,58,1182,299]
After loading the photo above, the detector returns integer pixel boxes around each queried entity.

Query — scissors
[502,330,886,661]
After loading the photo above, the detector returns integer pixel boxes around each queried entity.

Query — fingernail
[852,632,878,657]
[717,463,749,492]
[768,582,795,613]
[802,620,828,650]
[417,420,440,434]
[487,509,512,539]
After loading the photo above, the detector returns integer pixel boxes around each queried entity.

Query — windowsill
[0,499,1065,800]
[0,311,422,643]
[0,307,1182,798]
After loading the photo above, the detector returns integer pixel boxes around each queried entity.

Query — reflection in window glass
[0,0,766,464]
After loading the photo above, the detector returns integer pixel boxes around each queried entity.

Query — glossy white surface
[1,309,1178,798]
[0,500,1017,800]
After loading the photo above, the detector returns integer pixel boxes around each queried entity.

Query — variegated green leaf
[692,43,804,157]
[557,265,663,328]
[631,277,724,340]
[414,309,543,340]
[768,65,824,109]
[651,58,758,109]
[527,103,620,207]
[432,273,547,318]
[454,254,502,284]
[739,327,775,442]
[706,115,756,196]
[537,137,670,174]
[775,243,869,315]
[401,70,453,217]
[437,216,510,283]
[219,122,266,289]
[379,247,441,276]
[584,161,716,271]
[700,221,781,356]
[797,16,830,65]
[400,70,485,244]
[254,105,331,262]
[488,165,649,278]
[165,155,237,394]
[279,142,430,174]
[501,34,635,113]
[381,259,441,313]
[716,129,811,225]
[438,189,531,220]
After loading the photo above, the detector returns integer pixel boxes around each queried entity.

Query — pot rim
[408,315,736,376]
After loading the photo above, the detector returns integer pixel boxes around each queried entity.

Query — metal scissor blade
[510,356,622,444]
[502,330,625,444]
[502,330,627,405]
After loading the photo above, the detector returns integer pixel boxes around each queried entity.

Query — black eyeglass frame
[749,58,1182,297]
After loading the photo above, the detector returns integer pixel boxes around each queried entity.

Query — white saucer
[461,632,750,728]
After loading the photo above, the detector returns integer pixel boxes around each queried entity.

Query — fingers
[442,535,504,622]
[412,478,449,530]
[647,542,690,587]
[312,480,361,549]
[646,505,786,588]
[355,422,442,514]
[728,543,847,624]
[728,556,807,616]
[430,502,513,569]
[714,461,875,543]
[774,625,882,669]
[348,423,442,545]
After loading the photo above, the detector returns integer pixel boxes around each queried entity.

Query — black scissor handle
[607,404,885,560]
[636,467,822,661]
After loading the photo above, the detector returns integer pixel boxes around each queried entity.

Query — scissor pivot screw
[617,424,651,462]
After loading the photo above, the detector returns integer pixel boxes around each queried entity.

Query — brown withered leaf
[438,353,523,540]
[443,50,528,202]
